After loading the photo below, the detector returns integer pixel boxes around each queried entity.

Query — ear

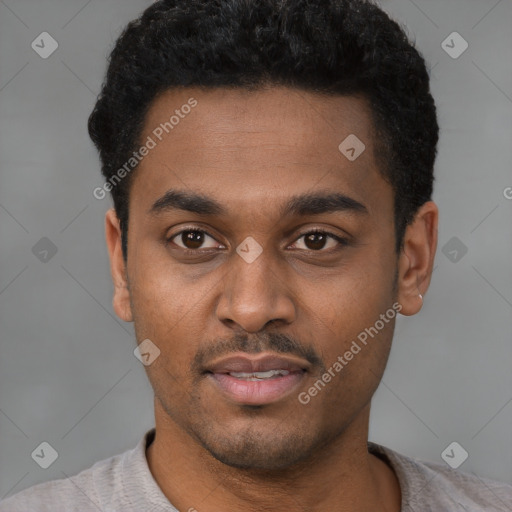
[396,201,438,316]
[105,208,133,322]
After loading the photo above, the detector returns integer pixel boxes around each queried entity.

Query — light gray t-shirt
[1,429,511,511]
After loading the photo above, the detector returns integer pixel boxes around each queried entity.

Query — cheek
[304,251,396,389]
[128,266,203,369]
[308,318,395,421]
[308,258,393,339]
[129,251,198,322]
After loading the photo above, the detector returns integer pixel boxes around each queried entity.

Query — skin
[105,86,438,512]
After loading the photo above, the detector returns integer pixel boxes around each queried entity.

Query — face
[106,86,435,470]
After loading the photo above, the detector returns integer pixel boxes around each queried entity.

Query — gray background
[1,0,511,500]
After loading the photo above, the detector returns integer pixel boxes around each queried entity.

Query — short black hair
[88,0,438,260]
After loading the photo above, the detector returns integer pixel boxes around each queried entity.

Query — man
[2,0,511,511]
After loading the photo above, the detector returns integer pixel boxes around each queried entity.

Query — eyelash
[166,227,349,255]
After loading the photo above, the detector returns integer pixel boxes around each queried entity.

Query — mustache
[192,331,324,374]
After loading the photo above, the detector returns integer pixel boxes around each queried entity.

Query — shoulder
[370,442,512,512]
[0,430,159,512]
[0,451,125,512]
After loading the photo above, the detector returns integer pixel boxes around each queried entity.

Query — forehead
[130,86,392,220]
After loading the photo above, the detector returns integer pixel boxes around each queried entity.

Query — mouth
[204,353,309,405]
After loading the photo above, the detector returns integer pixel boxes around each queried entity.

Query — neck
[146,399,401,512]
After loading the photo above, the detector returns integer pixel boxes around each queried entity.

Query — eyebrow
[148,189,368,218]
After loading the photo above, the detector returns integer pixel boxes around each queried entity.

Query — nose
[215,247,297,333]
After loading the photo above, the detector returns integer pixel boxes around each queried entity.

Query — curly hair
[88,0,438,260]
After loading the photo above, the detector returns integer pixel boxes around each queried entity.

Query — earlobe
[105,209,133,322]
[396,201,438,316]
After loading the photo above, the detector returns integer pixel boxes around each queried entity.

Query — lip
[205,353,310,374]
[205,352,309,406]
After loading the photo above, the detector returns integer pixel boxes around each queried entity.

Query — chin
[191,419,325,471]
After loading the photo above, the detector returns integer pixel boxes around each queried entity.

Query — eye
[166,227,348,254]
[168,228,224,251]
[289,230,348,252]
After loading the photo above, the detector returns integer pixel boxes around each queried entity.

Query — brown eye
[291,230,348,252]
[169,229,221,251]
[304,232,328,250]
[182,230,205,249]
